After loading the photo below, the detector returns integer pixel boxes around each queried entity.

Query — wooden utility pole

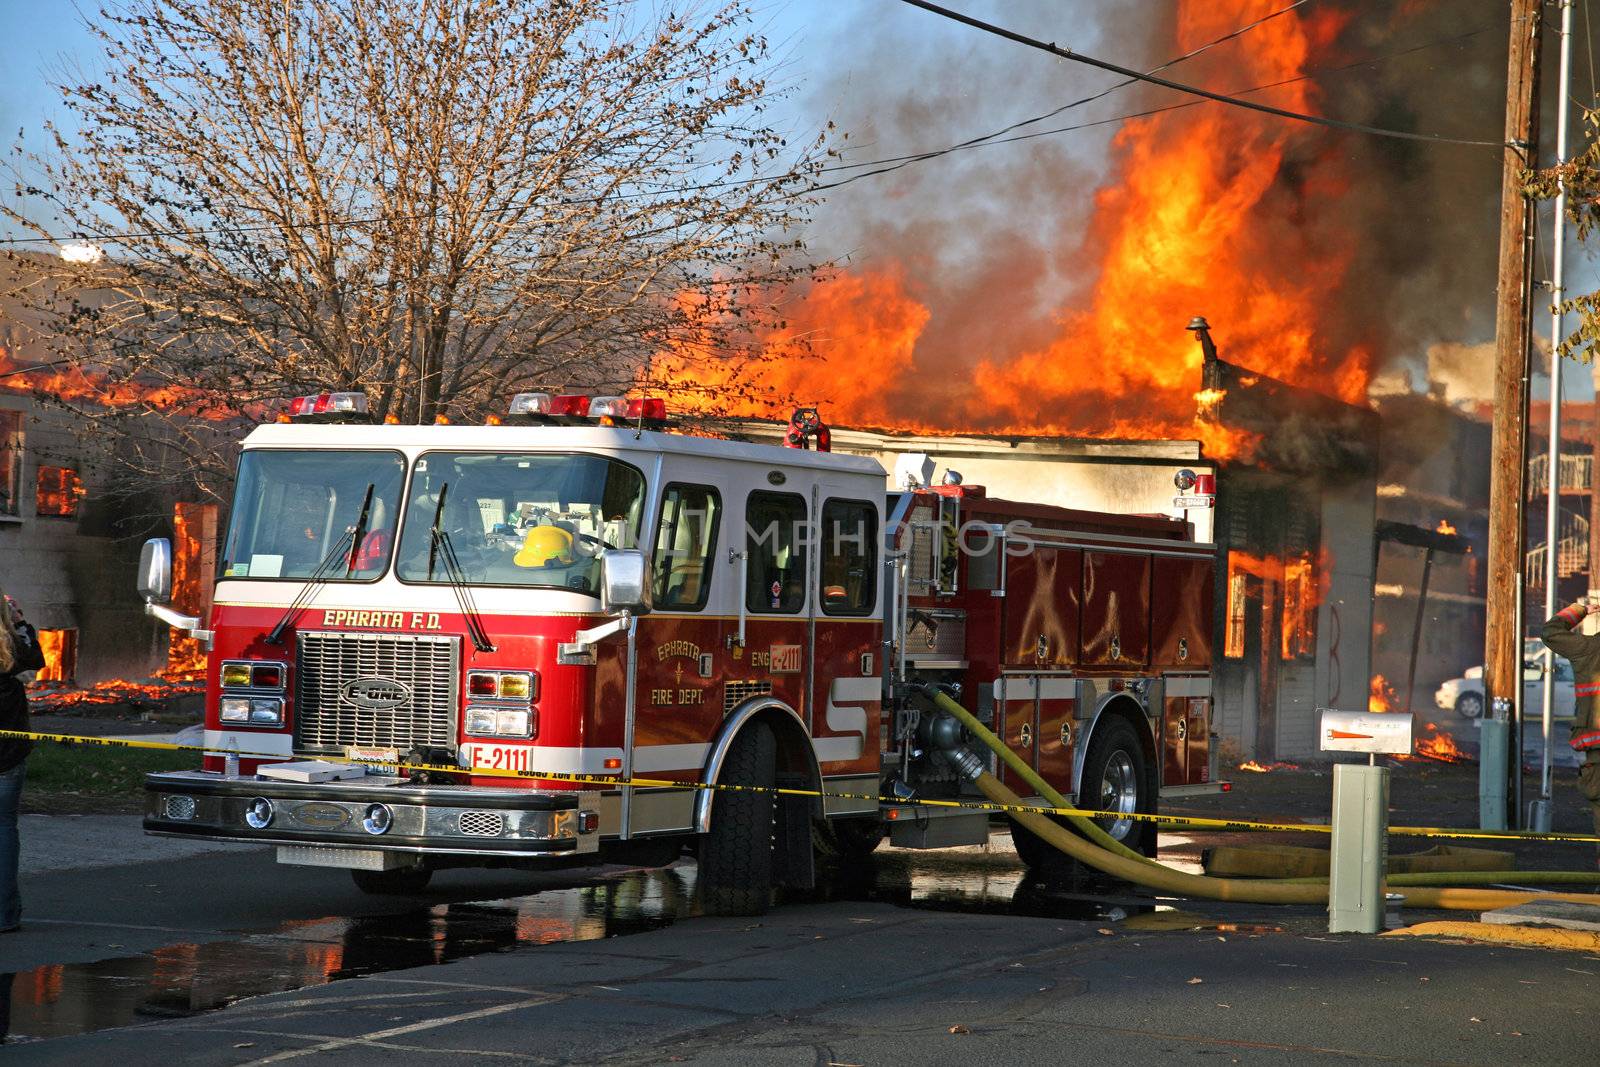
[1484,0,1542,828]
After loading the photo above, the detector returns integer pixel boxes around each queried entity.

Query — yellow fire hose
[985,770,1599,910]
[916,687,1154,865]
[915,687,1600,904]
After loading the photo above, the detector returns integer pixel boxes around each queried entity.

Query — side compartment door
[1080,551,1152,667]
[997,675,1040,794]
[1001,545,1081,668]
[1035,676,1076,795]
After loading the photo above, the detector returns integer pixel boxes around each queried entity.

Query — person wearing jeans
[0,589,44,933]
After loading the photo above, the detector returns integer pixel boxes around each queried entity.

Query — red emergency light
[626,397,667,420]
[549,394,590,416]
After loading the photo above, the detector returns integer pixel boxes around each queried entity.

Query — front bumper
[144,770,600,859]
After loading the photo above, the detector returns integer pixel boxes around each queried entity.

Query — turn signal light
[466,670,538,702]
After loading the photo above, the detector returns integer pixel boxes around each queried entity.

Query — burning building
[0,387,166,682]
[0,310,212,684]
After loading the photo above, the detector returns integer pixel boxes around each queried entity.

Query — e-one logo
[340,676,411,710]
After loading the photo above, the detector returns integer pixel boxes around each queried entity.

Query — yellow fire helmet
[513,525,575,568]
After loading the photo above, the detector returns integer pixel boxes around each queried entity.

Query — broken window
[35,465,84,518]
[1224,572,1247,659]
[34,628,77,683]
[0,410,20,517]
[1280,554,1317,660]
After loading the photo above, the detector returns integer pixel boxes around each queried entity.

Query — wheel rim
[1460,695,1483,717]
[1097,750,1140,840]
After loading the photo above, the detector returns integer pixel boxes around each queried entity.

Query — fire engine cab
[138,393,1218,913]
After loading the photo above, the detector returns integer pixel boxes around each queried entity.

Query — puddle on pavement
[3,843,1161,1044]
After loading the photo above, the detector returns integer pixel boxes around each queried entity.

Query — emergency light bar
[287,392,368,417]
[588,396,627,419]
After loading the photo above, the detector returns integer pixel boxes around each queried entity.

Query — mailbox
[1318,709,1413,756]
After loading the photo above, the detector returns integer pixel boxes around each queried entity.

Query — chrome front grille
[294,631,460,755]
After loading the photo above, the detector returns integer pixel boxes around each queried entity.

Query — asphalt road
[4,819,1599,1065]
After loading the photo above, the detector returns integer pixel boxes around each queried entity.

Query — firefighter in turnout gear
[1539,600,1600,859]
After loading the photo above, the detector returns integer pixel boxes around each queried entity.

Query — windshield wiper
[426,481,495,652]
[265,482,374,646]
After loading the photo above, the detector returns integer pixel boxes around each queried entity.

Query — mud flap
[774,782,816,890]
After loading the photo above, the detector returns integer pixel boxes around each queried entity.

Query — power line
[895,0,1508,149]
[870,0,1315,172]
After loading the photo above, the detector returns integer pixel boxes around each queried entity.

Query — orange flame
[1238,759,1301,773]
[0,348,233,420]
[27,677,203,708]
[657,2,1371,453]
[1414,722,1467,763]
[1435,519,1457,536]
[33,629,75,684]
[1368,674,1396,713]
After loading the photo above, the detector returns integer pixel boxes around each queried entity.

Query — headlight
[466,705,534,738]
[244,797,274,829]
[248,698,284,725]
[222,696,283,726]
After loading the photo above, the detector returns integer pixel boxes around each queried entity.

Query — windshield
[221,450,405,581]
[395,452,645,590]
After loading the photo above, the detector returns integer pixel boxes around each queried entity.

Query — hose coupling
[947,747,986,782]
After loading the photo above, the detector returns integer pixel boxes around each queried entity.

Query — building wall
[0,393,165,682]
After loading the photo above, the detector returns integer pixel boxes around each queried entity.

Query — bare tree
[3,0,826,497]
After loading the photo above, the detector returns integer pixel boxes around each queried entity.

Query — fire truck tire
[1080,718,1158,857]
[813,816,884,862]
[698,721,777,916]
[350,866,433,895]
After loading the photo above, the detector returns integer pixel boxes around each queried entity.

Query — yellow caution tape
[5,727,1599,845]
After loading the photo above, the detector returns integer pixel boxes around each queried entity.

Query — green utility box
[1328,763,1390,934]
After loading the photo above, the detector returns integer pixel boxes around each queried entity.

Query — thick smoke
[792,1,1549,421]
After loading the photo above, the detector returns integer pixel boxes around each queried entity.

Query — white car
[1435,657,1574,719]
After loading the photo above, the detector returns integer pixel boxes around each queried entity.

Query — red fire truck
[139,393,1217,913]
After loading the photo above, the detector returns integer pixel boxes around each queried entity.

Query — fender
[693,696,823,834]
[1072,687,1158,800]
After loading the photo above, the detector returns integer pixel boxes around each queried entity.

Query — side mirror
[599,549,652,615]
[137,538,173,604]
